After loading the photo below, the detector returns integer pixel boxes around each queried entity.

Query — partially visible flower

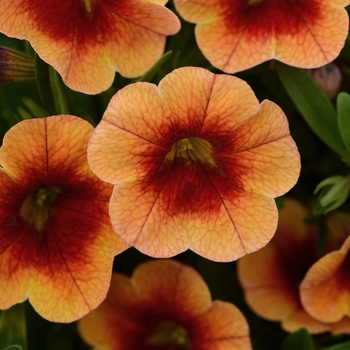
[0,0,180,94]
[87,66,300,262]
[0,116,128,322]
[78,259,252,350]
[300,235,350,324]
[174,0,350,73]
[237,198,350,334]
[0,46,34,83]
[305,63,342,100]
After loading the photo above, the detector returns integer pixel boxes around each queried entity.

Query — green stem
[49,66,69,115]
[0,303,28,350]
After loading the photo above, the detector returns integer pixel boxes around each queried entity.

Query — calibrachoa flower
[88,67,300,261]
[300,234,350,324]
[78,259,252,350]
[0,116,128,322]
[237,198,350,334]
[0,0,180,94]
[174,0,350,73]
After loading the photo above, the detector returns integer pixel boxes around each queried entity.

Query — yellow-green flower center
[146,321,191,349]
[81,0,93,12]
[165,137,217,168]
[19,186,60,235]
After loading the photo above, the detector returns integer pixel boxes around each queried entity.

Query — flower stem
[49,66,69,115]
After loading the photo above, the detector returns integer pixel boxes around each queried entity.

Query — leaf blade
[337,92,350,151]
[276,62,346,157]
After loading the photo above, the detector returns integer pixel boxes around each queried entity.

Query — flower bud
[305,63,342,100]
[0,46,34,83]
[314,175,350,214]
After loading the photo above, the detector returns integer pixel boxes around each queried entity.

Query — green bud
[314,175,350,214]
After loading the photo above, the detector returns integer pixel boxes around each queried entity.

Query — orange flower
[78,259,252,350]
[237,198,350,334]
[87,67,300,261]
[174,0,350,73]
[0,0,180,94]
[300,234,350,324]
[0,116,128,322]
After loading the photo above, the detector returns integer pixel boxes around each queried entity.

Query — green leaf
[138,51,172,83]
[34,54,54,114]
[337,92,350,152]
[0,304,27,350]
[16,106,32,120]
[276,62,346,157]
[321,341,350,350]
[281,328,314,350]
[21,97,49,119]
[275,197,284,210]
[3,346,23,350]
[49,66,69,115]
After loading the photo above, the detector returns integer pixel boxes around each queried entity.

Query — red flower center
[248,0,264,5]
[146,321,191,349]
[224,0,320,37]
[19,186,61,236]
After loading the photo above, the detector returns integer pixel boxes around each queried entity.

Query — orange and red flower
[0,0,180,94]
[174,0,350,73]
[87,66,300,261]
[78,259,252,350]
[301,234,350,324]
[237,198,350,334]
[0,115,128,322]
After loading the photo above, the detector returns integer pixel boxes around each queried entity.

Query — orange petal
[87,82,168,184]
[158,68,260,128]
[300,235,350,323]
[78,272,141,349]
[132,260,212,316]
[109,173,278,261]
[174,0,349,72]
[88,67,300,261]
[275,3,349,68]
[218,100,300,197]
[195,18,274,73]
[0,171,31,309]
[330,316,350,335]
[237,198,327,333]
[0,0,180,93]
[0,116,128,322]
[282,308,331,334]
[238,242,299,322]
[192,301,251,350]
